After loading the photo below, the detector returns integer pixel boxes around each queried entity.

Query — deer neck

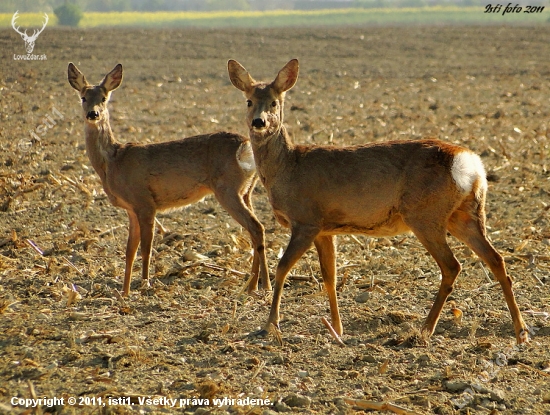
[84,113,119,182]
[251,124,294,187]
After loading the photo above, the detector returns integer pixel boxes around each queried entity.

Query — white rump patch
[451,151,487,196]
[236,141,256,172]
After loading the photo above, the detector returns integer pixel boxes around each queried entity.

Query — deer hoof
[249,328,270,338]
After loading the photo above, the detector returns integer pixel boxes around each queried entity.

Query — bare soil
[0,25,549,414]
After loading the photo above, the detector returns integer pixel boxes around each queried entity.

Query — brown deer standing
[228,58,529,344]
[68,63,270,296]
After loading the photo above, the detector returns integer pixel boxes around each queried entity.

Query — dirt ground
[1,25,549,414]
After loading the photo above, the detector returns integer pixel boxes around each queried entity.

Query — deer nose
[86,111,100,120]
[251,118,266,129]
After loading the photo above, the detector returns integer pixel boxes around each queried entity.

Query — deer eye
[271,101,277,107]
[81,97,86,103]
[247,100,252,107]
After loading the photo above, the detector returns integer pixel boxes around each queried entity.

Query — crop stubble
[0,25,549,414]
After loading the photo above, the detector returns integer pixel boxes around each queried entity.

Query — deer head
[68,63,123,124]
[228,59,299,142]
[12,11,48,54]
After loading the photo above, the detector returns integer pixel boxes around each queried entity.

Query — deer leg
[215,189,270,292]
[123,210,141,296]
[242,186,262,290]
[314,235,343,336]
[137,209,156,291]
[263,225,319,334]
[406,220,462,339]
[448,209,529,344]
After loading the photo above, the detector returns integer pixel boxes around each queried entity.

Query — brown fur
[228,58,528,344]
[68,63,270,295]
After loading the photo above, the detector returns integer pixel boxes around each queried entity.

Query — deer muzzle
[86,111,100,121]
[251,117,266,129]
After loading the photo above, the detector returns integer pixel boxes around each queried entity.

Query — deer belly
[322,211,410,237]
[155,186,212,211]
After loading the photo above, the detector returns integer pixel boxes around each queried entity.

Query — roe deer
[228,58,529,344]
[68,62,270,296]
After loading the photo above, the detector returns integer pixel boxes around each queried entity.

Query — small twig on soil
[307,259,320,287]
[201,262,246,276]
[337,270,348,292]
[59,173,91,196]
[250,360,265,380]
[48,173,62,185]
[62,256,84,275]
[159,232,179,244]
[524,310,550,318]
[343,398,422,415]
[509,254,550,262]
[473,282,500,292]
[350,234,365,249]
[517,362,550,377]
[113,289,127,307]
[77,332,118,344]
[338,263,361,270]
[288,274,313,282]
[531,273,545,285]
[321,317,345,347]
[26,239,44,256]
[271,323,283,346]
[27,379,38,401]
[231,300,238,319]
[13,183,44,198]
[379,359,390,375]
[154,217,168,234]
[99,224,126,237]
[478,262,493,284]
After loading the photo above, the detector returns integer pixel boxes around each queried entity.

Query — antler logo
[12,11,48,54]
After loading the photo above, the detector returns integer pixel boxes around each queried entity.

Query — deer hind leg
[215,186,270,292]
[123,210,141,296]
[405,217,462,339]
[314,235,343,336]
[263,225,319,334]
[241,182,266,290]
[448,200,528,344]
[136,208,156,291]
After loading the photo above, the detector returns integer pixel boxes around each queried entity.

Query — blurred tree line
[2,0,547,13]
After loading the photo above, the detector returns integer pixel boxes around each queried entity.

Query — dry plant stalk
[250,360,266,380]
[271,323,283,346]
[25,239,44,256]
[517,362,550,378]
[379,359,390,375]
[321,317,345,347]
[154,217,168,234]
[65,286,82,307]
[343,398,422,415]
[62,256,83,275]
[451,307,463,325]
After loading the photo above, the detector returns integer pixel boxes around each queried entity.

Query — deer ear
[68,62,88,92]
[100,64,123,92]
[273,59,299,94]
[228,60,255,92]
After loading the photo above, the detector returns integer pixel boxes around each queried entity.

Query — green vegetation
[0,7,547,29]
[54,3,83,26]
